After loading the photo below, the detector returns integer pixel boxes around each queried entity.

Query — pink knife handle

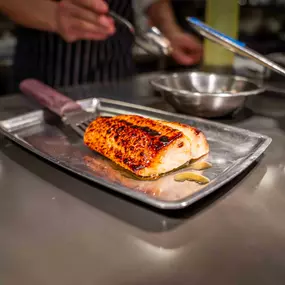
[19,79,82,117]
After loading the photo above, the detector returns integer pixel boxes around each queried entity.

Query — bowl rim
[149,71,266,97]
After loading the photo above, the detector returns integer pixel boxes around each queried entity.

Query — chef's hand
[168,31,203,65]
[146,0,203,66]
[56,0,115,42]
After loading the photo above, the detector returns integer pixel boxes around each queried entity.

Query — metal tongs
[108,11,172,56]
[187,17,285,77]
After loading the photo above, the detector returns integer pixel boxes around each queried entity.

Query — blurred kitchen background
[0,0,285,95]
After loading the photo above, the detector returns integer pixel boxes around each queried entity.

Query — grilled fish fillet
[84,115,208,178]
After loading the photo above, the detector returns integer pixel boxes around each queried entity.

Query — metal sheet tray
[0,98,271,210]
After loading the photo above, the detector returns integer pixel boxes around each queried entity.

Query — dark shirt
[13,0,135,88]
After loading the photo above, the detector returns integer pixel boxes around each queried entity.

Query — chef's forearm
[0,0,57,32]
[146,0,182,35]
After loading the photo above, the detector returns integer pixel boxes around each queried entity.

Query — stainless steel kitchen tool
[150,71,265,118]
[0,89,271,210]
[187,17,285,77]
[19,79,98,137]
[109,10,172,56]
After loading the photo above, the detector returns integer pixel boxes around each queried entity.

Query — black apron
[13,0,135,88]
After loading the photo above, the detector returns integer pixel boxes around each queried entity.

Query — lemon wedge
[174,172,210,184]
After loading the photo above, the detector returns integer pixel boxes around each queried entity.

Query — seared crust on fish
[84,115,193,178]
[84,115,210,178]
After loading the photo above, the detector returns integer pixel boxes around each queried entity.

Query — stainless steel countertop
[1,73,285,285]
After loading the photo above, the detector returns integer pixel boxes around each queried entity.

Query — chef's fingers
[172,47,202,65]
[57,2,115,42]
[70,0,109,14]
[170,33,203,65]
[58,1,115,33]
[57,15,114,42]
[59,18,114,42]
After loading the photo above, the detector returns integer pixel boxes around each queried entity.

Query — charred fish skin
[84,115,192,178]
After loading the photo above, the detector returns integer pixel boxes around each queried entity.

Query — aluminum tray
[0,98,271,210]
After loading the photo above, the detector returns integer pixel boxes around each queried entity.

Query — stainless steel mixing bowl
[150,71,265,118]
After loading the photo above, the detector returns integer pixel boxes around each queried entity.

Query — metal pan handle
[19,79,82,117]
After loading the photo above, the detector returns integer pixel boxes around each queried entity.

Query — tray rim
[0,97,272,210]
